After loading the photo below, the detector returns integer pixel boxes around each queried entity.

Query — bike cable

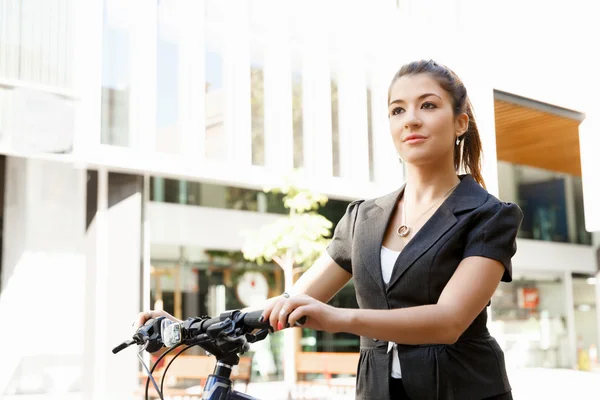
[138,341,165,400]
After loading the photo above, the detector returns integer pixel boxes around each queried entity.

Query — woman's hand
[133,309,181,331]
[262,293,347,333]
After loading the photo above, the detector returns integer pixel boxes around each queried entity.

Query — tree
[242,172,333,278]
[241,171,333,397]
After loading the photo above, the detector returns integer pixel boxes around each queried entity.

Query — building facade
[0,0,599,398]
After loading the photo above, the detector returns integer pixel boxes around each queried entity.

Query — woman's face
[388,73,467,167]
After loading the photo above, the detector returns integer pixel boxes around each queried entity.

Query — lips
[403,135,427,142]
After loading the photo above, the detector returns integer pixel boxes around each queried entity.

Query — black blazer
[327,174,523,400]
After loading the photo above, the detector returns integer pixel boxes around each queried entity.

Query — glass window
[85,170,98,230]
[0,156,4,289]
[205,32,226,160]
[156,0,181,154]
[101,0,131,146]
[292,57,304,169]
[498,163,592,245]
[251,44,265,166]
[204,0,226,20]
[367,85,375,182]
[489,274,570,369]
[572,178,592,245]
[150,178,283,213]
[331,76,340,177]
[573,275,598,371]
[498,161,592,245]
[149,177,350,223]
[150,245,286,381]
[518,175,569,242]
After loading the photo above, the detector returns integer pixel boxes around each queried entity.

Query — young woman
[136,60,522,399]
[263,60,522,399]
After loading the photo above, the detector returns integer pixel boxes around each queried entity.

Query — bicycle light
[162,319,183,347]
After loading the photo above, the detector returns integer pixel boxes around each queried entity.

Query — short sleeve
[463,201,523,282]
[326,199,363,274]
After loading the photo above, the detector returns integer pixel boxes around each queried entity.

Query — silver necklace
[396,182,460,238]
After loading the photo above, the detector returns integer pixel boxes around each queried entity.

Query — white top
[380,246,402,379]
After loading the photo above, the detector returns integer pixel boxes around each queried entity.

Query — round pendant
[397,225,410,238]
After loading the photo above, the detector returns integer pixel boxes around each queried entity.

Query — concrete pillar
[262,0,293,173]
[83,170,143,400]
[497,161,519,203]
[336,6,369,183]
[71,0,103,154]
[0,157,87,395]
[593,233,600,354]
[178,0,206,157]
[129,0,157,152]
[563,270,578,369]
[223,0,252,167]
[301,6,333,178]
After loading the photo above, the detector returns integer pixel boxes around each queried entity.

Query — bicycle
[113,309,305,400]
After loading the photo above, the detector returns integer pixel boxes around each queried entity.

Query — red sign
[518,288,539,309]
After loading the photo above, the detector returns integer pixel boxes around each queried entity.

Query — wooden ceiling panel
[494,99,582,176]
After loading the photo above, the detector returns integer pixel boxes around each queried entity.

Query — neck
[403,162,460,204]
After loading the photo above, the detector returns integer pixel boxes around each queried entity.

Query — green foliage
[242,172,333,270]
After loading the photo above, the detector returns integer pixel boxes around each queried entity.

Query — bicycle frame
[202,354,258,400]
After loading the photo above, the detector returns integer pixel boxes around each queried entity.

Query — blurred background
[0,0,599,399]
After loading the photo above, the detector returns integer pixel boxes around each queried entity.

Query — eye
[422,102,437,110]
[390,107,404,116]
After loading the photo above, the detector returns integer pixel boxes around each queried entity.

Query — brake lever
[112,339,136,354]
[245,328,270,343]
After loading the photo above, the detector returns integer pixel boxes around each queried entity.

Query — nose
[404,109,422,130]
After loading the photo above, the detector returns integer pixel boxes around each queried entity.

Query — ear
[455,112,469,139]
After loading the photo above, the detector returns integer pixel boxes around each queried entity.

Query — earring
[456,137,460,146]
[398,154,404,164]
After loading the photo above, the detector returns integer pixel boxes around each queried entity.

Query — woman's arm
[262,252,352,330]
[284,256,504,344]
[291,252,352,302]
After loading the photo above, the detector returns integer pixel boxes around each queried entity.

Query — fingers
[275,294,311,331]
[133,311,152,330]
[260,298,277,325]
[132,310,181,331]
[287,306,308,328]
[269,298,287,332]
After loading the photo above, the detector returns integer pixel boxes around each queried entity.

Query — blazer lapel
[356,186,404,293]
[385,174,488,293]
[386,204,457,292]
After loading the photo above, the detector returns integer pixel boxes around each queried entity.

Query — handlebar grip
[112,340,132,354]
[242,310,308,330]
[242,310,272,330]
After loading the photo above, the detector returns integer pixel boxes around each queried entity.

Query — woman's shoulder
[476,190,523,219]
[467,191,524,233]
[459,174,523,218]
[342,188,398,214]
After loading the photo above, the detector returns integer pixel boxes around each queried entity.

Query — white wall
[15,0,590,223]
[149,202,281,250]
[573,279,598,350]
[497,161,518,203]
[513,239,596,275]
[83,181,142,400]
[0,157,86,395]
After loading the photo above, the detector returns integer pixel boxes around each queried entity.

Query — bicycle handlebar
[242,309,273,330]
[113,309,306,400]
[112,309,305,355]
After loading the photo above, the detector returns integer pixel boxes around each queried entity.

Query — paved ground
[3,368,599,399]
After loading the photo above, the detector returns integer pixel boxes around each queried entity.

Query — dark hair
[388,60,485,188]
